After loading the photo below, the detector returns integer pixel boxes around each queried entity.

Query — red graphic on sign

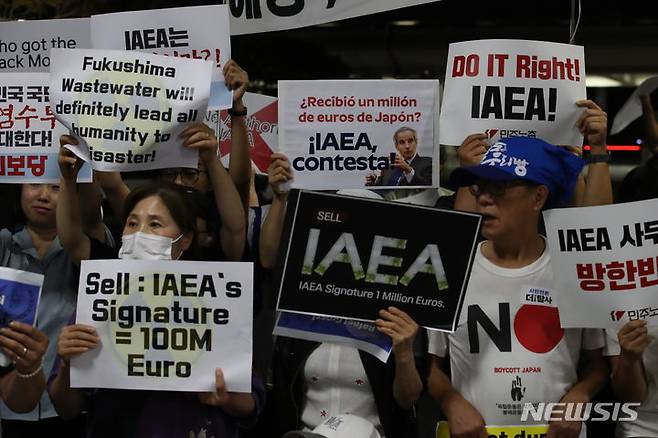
[219,100,278,172]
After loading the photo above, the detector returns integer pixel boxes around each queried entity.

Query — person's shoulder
[0,228,13,255]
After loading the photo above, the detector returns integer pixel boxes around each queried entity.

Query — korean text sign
[0,72,91,183]
[544,199,658,327]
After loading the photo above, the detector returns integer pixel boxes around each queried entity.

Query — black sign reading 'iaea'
[276,190,482,331]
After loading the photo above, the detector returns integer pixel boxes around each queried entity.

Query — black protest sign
[276,190,481,331]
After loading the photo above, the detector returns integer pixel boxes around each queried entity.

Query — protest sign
[544,198,658,327]
[611,75,658,135]
[0,267,43,366]
[91,5,232,109]
[0,17,89,72]
[276,190,481,331]
[0,266,42,327]
[72,260,253,392]
[279,80,439,190]
[274,311,392,362]
[224,0,441,35]
[0,72,91,183]
[439,39,586,146]
[436,421,548,438]
[217,92,278,173]
[49,48,212,172]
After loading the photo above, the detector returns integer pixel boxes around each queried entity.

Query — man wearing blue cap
[427,100,610,438]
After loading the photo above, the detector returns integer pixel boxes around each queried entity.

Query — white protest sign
[610,76,658,135]
[72,260,253,392]
[224,0,441,35]
[217,92,278,173]
[279,80,439,190]
[49,49,212,172]
[91,5,232,110]
[0,17,89,72]
[0,73,91,183]
[544,199,658,328]
[439,39,586,146]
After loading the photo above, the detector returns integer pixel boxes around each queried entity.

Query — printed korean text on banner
[216,92,278,172]
[0,267,43,366]
[439,39,586,146]
[611,76,658,135]
[276,190,481,330]
[223,0,441,35]
[49,48,212,172]
[279,80,439,190]
[0,73,91,183]
[91,5,232,109]
[0,17,90,72]
[72,260,253,392]
[274,311,393,362]
[544,198,658,327]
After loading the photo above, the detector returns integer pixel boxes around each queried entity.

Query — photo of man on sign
[365,126,432,187]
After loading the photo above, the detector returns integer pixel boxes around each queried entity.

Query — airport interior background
[1,1,657,436]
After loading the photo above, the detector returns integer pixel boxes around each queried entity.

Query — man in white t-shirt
[427,136,608,438]
[605,322,658,437]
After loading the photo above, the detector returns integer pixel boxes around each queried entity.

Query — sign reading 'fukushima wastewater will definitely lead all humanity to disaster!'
[276,190,481,331]
[49,48,212,172]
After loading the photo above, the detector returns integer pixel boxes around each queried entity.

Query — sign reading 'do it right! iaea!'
[439,39,586,147]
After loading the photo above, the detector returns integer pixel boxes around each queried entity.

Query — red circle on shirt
[514,304,564,353]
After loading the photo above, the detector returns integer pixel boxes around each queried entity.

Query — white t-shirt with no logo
[605,327,658,437]
[428,242,603,435]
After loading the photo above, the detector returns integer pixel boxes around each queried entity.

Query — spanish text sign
[279,80,439,190]
[72,260,253,392]
[49,48,212,172]
[91,5,232,109]
[0,72,91,183]
[0,17,90,72]
[544,199,658,328]
[439,39,586,146]
[276,190,481,331]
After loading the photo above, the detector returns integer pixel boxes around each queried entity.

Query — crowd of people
[0,55,657,438]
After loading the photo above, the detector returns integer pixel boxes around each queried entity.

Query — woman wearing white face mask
[48,148,264,438]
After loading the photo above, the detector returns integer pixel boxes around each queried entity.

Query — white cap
[282,414,381,438]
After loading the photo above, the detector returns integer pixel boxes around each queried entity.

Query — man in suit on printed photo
[365,126,433,187]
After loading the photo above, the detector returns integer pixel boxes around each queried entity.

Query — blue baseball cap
[450,136,585,205]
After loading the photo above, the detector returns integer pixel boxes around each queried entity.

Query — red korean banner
[0,72,91,183]
[544,199,658,327]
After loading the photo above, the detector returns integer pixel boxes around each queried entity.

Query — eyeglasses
[159,168,207,185]
[468,180,538,198]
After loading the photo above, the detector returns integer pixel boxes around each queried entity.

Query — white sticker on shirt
[520,285,556,307]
